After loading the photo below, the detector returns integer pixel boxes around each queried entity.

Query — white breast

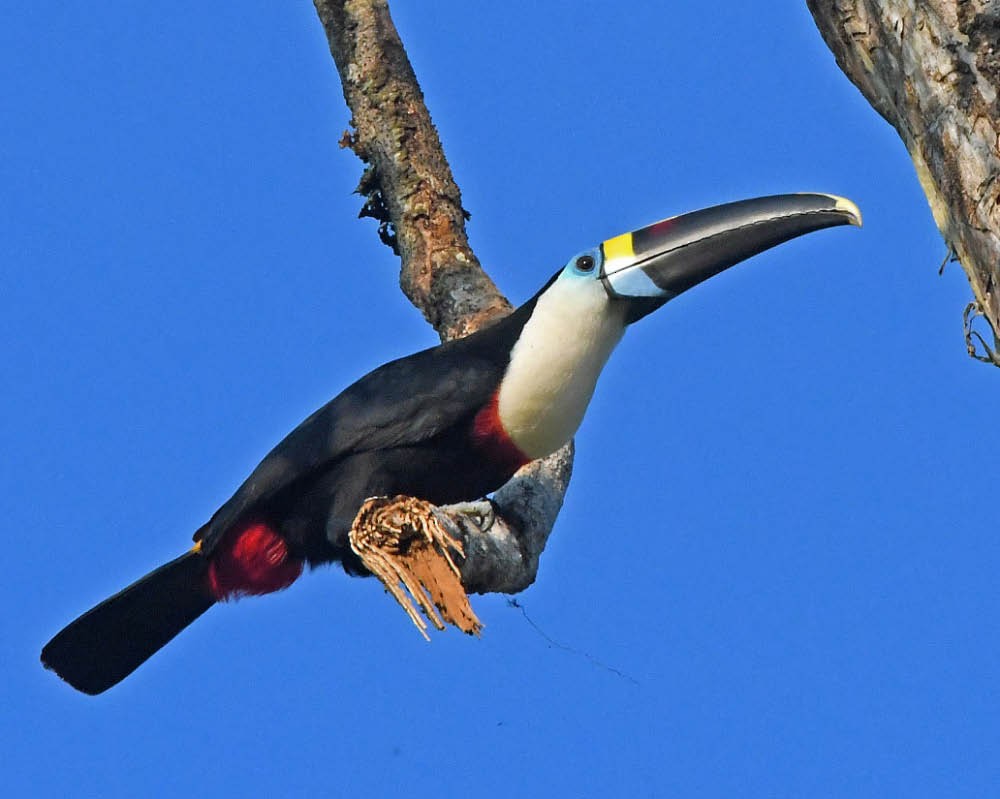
[497,275,626,459]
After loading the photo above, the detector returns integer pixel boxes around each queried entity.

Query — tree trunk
[312,0,572,595]
[807,0,1000,364]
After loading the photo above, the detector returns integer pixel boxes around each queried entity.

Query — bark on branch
[807,0,1000,364]
[312,0,573,595]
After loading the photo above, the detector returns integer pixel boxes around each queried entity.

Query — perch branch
[313,0,572,600]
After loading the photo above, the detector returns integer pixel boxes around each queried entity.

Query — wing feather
[194,304,534,550]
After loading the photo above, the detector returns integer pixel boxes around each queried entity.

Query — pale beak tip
[829,194,863,228]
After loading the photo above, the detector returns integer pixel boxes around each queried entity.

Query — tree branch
[314,0,510,341]
[807,0,1000,362]
[312,0,572,595]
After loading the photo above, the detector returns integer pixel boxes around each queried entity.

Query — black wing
[195,305,532,550]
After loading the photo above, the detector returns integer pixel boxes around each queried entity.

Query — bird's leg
[348,495,483,640]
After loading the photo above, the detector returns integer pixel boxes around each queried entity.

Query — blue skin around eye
[564,247,604,278]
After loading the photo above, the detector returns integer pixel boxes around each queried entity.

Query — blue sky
[5,2,999,797]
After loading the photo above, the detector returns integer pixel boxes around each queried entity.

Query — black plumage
[194,293,539,566]
[40,294,541,694]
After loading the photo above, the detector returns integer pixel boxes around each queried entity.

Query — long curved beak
[601,193,862,322]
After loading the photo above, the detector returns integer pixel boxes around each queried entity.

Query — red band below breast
[471,391,530,476]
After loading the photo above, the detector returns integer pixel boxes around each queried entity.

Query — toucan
[41,193,861,694]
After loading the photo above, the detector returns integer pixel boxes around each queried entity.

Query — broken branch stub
[349,495,483,639]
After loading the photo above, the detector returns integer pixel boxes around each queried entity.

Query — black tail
[41,551,216,695]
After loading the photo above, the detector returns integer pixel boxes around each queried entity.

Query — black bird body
[41,193,861,694]
[196,296,540,567]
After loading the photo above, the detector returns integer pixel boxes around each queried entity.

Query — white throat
[497,275,626,459]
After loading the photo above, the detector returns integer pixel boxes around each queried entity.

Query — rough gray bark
[807,0,1000,364]
[444,447,574,595]
[312,0,572,595]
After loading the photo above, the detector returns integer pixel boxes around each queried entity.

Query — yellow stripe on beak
[601,231,635,270]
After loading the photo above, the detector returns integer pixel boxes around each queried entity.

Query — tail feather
[41,551,215,695]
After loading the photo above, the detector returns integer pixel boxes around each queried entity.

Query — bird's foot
[434,498,496,534]
[349,495,483,640]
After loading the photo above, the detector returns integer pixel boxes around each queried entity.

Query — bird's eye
[575,255,595,273]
